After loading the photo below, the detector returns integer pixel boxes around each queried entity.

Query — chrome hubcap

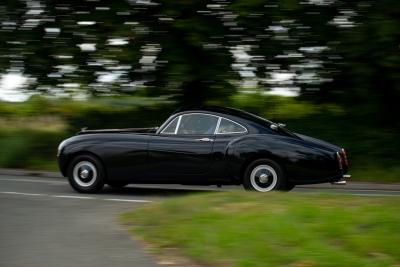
[259,173,269,183]
[80,169,89,179]
[73,161,97,187]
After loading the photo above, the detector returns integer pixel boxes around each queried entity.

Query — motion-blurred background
[0,0,399,181]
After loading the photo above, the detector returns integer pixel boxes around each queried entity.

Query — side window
[217,118,247,134]
[177,114,218,135]
[161,116,180,134]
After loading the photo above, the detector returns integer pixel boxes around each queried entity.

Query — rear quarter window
[217,118,247,134]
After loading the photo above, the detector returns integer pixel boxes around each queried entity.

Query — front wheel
[67,155,105,193]
[243,159,287,192]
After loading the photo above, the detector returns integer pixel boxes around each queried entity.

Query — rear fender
[225,134,288,181]
[225,134,337,182]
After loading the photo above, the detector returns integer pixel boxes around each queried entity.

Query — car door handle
[195,138,214,142]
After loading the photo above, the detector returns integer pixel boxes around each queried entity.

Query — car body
[58,106,350,193]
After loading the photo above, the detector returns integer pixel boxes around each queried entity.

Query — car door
[148,113,218,179]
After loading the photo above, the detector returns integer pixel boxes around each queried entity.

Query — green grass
[121,192,400,267]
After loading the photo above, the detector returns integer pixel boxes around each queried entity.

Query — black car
[58,106,350,193]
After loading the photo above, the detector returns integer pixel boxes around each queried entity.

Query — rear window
[217,118,247,134]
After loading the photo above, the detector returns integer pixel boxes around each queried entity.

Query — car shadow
[100,184,227,198]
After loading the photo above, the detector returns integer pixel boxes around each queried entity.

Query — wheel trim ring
[250,165,278,192]
[73,161,97,187]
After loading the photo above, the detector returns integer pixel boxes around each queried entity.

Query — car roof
[173,106,274,126]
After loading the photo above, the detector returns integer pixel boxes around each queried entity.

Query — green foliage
[1,95,175,131]
[0,128,66,170]
[121,191,400,267]
[209,93,345,120]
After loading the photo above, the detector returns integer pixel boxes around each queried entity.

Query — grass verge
[121,191,400,267]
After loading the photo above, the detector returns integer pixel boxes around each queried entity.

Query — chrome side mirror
[270,124,278,130]
[278,123,286,128]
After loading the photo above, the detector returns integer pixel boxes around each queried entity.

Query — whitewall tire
[243,159,287,192]
[67,155,105,193]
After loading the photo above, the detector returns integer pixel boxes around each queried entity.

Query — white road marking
[104,198,152,203]
[0,191,46,196]
[0,178,67,184]
[0,191,153,203]
[52,195,96,200]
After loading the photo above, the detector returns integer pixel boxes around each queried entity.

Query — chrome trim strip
[332,180,346,185]
[174,115,182,134]
[331,174,350,185]
[214,117,222,135]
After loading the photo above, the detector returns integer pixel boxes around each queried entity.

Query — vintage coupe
[58,106,350,193]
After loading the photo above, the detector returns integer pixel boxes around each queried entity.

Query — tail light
[336,152,343,170]
[341,148,348,166]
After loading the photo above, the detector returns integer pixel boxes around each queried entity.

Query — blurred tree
[0,0,399,117]
[0,0,142,94]
[333,1,400,124]
[125,0,239,105]
[0,0,240,104]
[229,0,345,96]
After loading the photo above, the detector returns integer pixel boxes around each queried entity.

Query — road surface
[1,174,399,267]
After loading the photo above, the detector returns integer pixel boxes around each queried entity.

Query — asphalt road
[1,174,399,267]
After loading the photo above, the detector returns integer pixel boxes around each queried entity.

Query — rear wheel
[243,159,287,192]
[67,155,105,193]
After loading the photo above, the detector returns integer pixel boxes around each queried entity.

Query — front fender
[57,136,104,177]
